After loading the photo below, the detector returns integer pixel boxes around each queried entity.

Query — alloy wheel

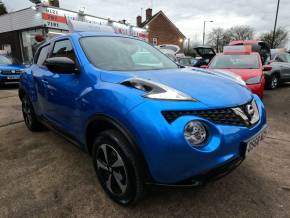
[96,144,128,196]
[271,76,278,89]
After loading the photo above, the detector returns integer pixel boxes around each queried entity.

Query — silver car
[265,53,290,89]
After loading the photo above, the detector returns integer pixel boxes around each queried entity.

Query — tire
[21,94,44,131]
[92,129,145,205]
[266,73,279,89]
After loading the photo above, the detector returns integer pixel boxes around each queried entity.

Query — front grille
[0,70,22,75]
[162,101,258,127]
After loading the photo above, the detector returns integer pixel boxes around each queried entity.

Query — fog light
[184,121,207,146]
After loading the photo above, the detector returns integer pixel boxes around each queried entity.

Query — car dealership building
[0,4,148,64]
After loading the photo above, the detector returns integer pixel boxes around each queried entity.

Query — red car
[229,40,271,65]
[205,46,272,99]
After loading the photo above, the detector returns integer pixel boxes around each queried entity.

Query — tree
[227,25,254,41]
[207,28,231,53]
[206,25,255,52]
[260,27,288,48]
[0,2,7,16]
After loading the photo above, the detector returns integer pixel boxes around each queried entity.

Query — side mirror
[44,57,78,74]
[262,65,272,71]
[200,65,208,69]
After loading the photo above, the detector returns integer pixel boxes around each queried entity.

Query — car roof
[229,40,262,45]
[58,31,135,39]
[49,32,143,45]
[221,52,260,56]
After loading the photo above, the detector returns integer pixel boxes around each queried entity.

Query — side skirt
[39,116,86,152]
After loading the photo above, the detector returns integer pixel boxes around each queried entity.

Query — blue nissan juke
[19,32,267,205]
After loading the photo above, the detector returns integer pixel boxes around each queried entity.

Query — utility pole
[203,20,213,46]
[216,34,219,53]
[272,0,280,48]
[187,38,190,54]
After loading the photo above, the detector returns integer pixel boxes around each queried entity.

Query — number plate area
[245,126,267,157]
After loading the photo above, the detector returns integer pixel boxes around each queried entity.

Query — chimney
[136,15,142,27]
[146,8,152,20]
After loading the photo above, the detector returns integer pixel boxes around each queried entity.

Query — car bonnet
[100,68,252,108]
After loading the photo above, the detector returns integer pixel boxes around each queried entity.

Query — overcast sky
[3,0,290,43]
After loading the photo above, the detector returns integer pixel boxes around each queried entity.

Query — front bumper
[150,155,244,187]
[0,74,20,84]
[125,95,266,184]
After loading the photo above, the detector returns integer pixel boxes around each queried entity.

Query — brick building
[136,8,186,49]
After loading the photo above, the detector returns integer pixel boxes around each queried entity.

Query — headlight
[121,78,197,101]
[184,121,207,146]
[246,76,261,85]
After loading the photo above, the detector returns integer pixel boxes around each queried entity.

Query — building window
[21,29,45,64]
[152,37,158,46]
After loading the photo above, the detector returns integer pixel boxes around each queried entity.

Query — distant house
[136,8,186,49]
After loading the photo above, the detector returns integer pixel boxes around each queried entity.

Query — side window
[51,39,76,62]
[275,54,286,62]
[285,54,290,63]
[36,45,50,66]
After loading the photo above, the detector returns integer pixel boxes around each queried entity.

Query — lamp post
[272,0,280,48]
[203,20,213,46]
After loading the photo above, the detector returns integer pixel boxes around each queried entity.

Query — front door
[31,44,51,116]
[273,54,290,80]
[43,39,82,136]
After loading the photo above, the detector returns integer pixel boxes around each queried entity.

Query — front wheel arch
[85,114,152,182]
[266,72,280,89]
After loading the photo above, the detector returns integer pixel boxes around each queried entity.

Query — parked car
[177,56,198,66]
[192,46,216,67]
[265,52,290,89]
[156,45,215,67]
[19,32,267,205]
[206,46,271,98]
[156,44,179,62]
[0,54,25,85]
[229,40,271,65]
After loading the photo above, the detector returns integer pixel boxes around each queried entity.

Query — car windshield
[179,58,191,66]
[190,58,197,65]
[209,54,260,69]
[80,36,178,71]
[285,53,290,62]
[0,55,13,65]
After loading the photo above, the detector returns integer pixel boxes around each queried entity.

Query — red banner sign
[42,12,67,24]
